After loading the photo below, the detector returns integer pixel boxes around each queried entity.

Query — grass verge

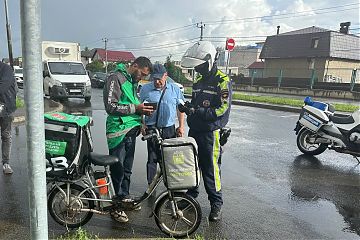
[185,88,359,113]
[16,97,24,108]
[56,228,98,240]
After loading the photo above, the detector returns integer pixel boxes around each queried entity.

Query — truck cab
[42,41,91,101]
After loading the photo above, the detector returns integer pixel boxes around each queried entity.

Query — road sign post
[225,38,235,75]
[20,0,49,239]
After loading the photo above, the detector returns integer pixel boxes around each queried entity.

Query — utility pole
[102,37,108,74]
[196,22,205,41]
[4,0,14,68]
[20,0,49,239]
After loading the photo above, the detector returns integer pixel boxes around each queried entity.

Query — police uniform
[187,67,232,209]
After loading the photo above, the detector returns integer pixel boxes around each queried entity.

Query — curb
[184,94,301,113]
[13,100,64,125]
[184,94,350,117]
[232,99,301,113]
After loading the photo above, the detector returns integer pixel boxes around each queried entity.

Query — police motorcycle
[294,97,360,162]
[45,112,202,238]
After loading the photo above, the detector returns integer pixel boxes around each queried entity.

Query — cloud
[0,0,359,62]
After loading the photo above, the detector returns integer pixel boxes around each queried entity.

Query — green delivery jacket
[103,64,141,149]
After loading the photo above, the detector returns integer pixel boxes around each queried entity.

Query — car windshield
[94,72,107,80]
[48,62,86,75]
[14,68,23,74]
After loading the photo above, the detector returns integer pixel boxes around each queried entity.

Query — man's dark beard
[130,70,139,83]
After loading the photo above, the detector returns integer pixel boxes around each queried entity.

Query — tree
[107,62,117,72]
[86,60,104,73]
[164,56,190,84]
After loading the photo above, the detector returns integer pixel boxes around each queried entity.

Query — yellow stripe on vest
[213,130,221,192]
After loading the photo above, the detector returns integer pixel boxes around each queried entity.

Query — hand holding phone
[144,102,158,110]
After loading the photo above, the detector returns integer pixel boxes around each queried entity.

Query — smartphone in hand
[144,102,158,110]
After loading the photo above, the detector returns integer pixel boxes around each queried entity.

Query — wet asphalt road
[0,88,359,239]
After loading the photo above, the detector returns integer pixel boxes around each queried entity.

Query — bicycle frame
[47,161,166,214]
[47,127,202,237]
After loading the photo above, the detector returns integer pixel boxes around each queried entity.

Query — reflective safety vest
[187,68,232,132]
[106,69,141,149]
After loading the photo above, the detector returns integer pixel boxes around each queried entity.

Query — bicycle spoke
[171,220,179,232]
[181,204,192,212]
[162,210,173,216]
[181,216,194,227]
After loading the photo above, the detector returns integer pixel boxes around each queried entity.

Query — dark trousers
[187,129,223,208]
[109,134,136,198]
[146,125,176,184]
[0,116,12,165]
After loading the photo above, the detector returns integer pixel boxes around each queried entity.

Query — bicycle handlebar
[141,133,157,141]
[141,128,162,144]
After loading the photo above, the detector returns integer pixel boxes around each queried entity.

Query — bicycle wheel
[154,192,202,238]
[48,184,95,228]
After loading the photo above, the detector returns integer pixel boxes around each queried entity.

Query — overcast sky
[0,0,359,62]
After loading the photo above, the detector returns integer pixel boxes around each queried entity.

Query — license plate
[69,89,82,93]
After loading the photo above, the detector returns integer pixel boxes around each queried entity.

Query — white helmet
[181,41,217,71]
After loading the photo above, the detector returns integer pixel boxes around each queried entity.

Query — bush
[16,97,24,108]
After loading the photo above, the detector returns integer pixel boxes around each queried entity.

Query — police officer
[180,41,232,221]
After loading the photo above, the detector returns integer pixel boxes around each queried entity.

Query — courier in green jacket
[103,57,153,223]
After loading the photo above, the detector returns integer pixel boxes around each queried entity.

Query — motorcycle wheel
[297,128,327,155]
[154,192,202,238]
[48,184,94,228]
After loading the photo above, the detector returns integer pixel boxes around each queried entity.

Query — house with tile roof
[260,26,360,83]
[92,49,135,63]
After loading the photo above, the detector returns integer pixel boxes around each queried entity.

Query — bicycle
[46,117,202,238]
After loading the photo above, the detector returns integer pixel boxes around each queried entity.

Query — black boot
[209,206,222,222]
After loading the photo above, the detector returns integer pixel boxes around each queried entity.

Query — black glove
[178,101,196,116]
[220,127,231,146]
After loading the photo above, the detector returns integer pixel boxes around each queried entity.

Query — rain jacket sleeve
[103,73,136,116]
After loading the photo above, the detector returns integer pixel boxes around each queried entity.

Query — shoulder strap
[155,87,167,128]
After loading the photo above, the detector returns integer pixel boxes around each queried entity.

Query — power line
[108,24,195,40]
[107,37,199,51]
[82,38,103,46]
[204,4,359,25]
[82,3,358,45]
[148,52,185,58]
[204,35,269,39]
[81,3,359,47]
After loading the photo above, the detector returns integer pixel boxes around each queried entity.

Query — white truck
[42,41,91,101]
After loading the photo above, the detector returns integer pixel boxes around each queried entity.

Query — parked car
[90,72,107,88]
[14,66,24,88]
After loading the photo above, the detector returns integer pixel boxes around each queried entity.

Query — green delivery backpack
[44,112,93,179]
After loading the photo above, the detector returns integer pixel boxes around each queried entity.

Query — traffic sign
[226,38,235,51]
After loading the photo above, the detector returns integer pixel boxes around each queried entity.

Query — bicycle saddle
[89,153,119,166]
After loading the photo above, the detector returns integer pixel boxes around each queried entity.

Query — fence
[232,67,359,92]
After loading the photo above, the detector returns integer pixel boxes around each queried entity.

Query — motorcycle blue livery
[294,97,360,163]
